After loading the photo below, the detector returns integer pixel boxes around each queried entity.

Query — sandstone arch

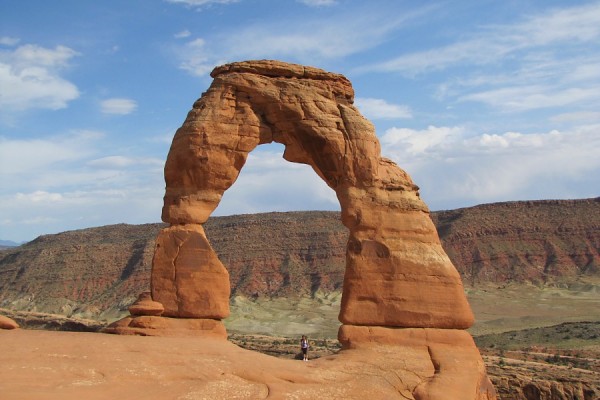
[104,60,496,399]
[151,60,474,333]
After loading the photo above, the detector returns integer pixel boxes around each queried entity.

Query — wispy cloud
[0,36,20,46]
[365,2,600,75]
[459,85,600,112]
[100,98,138,115]
[355,97,412,120]
[174,29,191,39]
[0,130,102,177]
[380,124,600,209]
[297,0,337,7]
[360,3,600,116]
[175,7,427,77]
[165,0,239,9]
[0,131,165,241]
[550,111,600,123]
[0,43,80,112]
[87,155,163,169]
[215,146,338,216]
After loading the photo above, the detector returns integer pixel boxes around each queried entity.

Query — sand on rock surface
[0,329,492,400]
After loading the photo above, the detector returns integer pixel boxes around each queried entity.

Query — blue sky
[1,0,599,242]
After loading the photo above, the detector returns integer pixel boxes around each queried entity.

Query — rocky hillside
[432,198,600,285]
[0,198,598,318]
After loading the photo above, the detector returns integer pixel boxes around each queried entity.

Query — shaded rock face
[154,60,474,330]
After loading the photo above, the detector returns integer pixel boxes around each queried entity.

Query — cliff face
[206,212,346,298]
[0,199,598,316]
[0,224,159,317]
[433,198,600,285]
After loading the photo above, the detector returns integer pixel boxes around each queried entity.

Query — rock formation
[0,315,19,330]
[111,59,495,398]
[127,291,164,317]
[155,59,474,328]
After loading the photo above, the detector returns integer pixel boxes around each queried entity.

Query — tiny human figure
[300,335,309,361]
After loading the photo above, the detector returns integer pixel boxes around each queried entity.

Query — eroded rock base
[339,325,497,400]
[1,329,498,400]
[103,315,227,338]
[0,315,19,330]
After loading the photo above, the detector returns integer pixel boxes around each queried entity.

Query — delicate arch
[152,60,474,331]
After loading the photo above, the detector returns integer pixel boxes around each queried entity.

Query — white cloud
[87,155,164,169]
[380,124,600,209]
[1,184,164,241]
[100,98,138,115]
[297,0,337,7]
[0,43,80,111]
[359,3,600,117]
[215,146,338,215]
[175,7,424,77]
[0,130,166,242]
[365,2,600,75]
[0,37,20,46]
[88,156,136,168]
[174,30,191,39]
[382,126,464,155]
[22,216,59,225]
[355,97,412,120]
[9,44,78,68]
[550,111,600,123]
[16,191,63,203]
[459,85,600,112]
[0,131,101,176]
[166,0,239,8]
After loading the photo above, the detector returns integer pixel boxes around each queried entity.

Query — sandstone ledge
[339,325,496,400]
[103,315,226,338]
[210,59,351,85]
[0,329,495,400]
[0,315,19,330]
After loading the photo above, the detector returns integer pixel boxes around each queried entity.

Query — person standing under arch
[300,335,309,361]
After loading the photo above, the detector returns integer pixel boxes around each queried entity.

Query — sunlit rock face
[156,60,474,328]
[138,60,495,399]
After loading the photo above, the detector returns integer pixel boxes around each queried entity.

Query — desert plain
[2,278,599,399]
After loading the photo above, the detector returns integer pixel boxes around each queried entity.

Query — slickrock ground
[0,329,493,400]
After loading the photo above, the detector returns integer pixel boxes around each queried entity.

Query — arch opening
[212,142,339,217]
[204,142,344,341]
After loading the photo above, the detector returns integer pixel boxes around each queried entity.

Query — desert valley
[1,199,599,399]
[1,60,599,400]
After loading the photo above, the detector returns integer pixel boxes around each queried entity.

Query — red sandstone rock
[1,329,498,400]
[103,316,226,338]
[128,291,164,316]
[145,60,494,398]
[338,325,496,400]
[152,224,230,318]
[157,59,473,329]
[0,315,19,329]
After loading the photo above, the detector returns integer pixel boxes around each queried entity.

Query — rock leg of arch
[111,60,495,398]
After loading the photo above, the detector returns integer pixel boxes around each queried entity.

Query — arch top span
[152,59,474,332]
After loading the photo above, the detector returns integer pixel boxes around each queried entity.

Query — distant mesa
[105,60,495,399]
